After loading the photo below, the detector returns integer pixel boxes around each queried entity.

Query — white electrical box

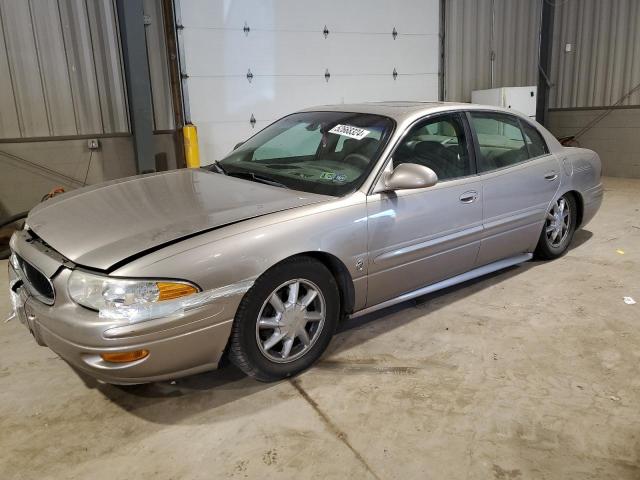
[471,86,537,118]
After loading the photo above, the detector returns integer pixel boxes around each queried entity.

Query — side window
[520,121,549,158]
[470,112,529,172]
[393,114,472,181]
[253,123,321,161]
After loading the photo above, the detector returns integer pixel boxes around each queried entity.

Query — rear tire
[535,193,577,260]
[228,257,339,382]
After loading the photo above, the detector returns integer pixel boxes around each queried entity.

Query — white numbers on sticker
[329,124,371,140]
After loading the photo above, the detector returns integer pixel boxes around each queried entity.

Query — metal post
[490,0,495,89]
[161,0,186,168]
[438,0,446,101]
[116,0,155,173]
[536,0,555,126]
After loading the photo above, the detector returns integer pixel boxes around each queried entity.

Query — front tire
[228,257,339,381]
[535,193,577,260]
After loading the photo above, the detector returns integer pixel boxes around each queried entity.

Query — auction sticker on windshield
[329,124,370,140]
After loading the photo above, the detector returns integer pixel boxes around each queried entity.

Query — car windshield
[217,111,395,196]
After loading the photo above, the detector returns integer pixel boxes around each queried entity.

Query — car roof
[297,100,563,155]
[298,101,520,123]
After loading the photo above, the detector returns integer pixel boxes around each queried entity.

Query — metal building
[1,0,638,220]
[0,0,178,218]
[443,0,640,178]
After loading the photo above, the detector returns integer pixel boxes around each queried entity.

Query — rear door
[468,112,560,265]
[365,112,484,306]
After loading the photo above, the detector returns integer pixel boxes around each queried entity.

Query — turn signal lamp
[100,349,150,363]
[157,282,198,301]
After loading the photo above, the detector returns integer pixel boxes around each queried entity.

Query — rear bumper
[8,259,240,385]
[581,182,604,228]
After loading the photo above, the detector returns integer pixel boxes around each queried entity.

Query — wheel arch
[279,251,356,318]
[563,189,584,228]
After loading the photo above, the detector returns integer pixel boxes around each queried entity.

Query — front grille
[16,255,55,304]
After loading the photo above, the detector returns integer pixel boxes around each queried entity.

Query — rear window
[470,112,528,172]
[520,121,549,158]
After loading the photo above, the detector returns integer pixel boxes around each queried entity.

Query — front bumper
[8,241,244,385]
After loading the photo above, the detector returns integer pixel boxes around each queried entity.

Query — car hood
[27,169,331,271]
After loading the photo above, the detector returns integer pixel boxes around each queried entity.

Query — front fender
[111,193,369,311]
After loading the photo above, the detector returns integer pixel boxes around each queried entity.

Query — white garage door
[177,0,440,163]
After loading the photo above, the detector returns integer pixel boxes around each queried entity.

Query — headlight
[68,270,254,324]
[68,270,199,323]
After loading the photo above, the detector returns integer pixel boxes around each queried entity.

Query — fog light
[100,349,149,363]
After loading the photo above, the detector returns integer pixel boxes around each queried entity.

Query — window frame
[367,111,478,194]
[465,110,551,174]
[517,118,550,160]
[219,110,397,197]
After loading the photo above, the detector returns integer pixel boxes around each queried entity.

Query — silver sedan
[8,102,603,383]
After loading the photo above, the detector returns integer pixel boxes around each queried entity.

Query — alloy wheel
[545,196,571,248]
[255,279,326,363]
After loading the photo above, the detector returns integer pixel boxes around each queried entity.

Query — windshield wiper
[211,160,227,175]
[227,171,289,189]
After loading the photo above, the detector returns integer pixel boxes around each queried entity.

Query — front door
[365,112,483,306]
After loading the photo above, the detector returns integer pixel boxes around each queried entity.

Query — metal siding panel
[568,0,581,107]
[474,0,491,90]
[143,0,174,131]
[604,2,617,106]
[445,0,492,101]
[630,1,640,105]
[572,0,587,107]
[444,0,539,102]
[0,0,129,138]
[527,0,541,84]
[585,0,599,106]
[30,0,77,136]
[86,0,129,133]
[0,0,49,136]
[610,0,627,104]
[548,0,562,108]
[550,0,640,108]
[58,0,104,134]
[621,0,636,103]
[592,0,608,106]
[0,6,20,138]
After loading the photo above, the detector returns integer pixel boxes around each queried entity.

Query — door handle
[459,191,478,203]
[544,172,558,181]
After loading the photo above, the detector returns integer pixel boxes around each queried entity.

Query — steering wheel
[343,153,369,169]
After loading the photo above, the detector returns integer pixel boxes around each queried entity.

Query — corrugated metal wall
[0,0,129,138]
[143,0,174,131]
[0,0,174,139]
[444,0,542,102]
[549,0,640,108]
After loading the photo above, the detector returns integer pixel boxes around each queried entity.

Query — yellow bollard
[183,124,200,168]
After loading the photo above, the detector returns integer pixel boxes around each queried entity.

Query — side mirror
[384,163,438,191]
[233,141,244,150]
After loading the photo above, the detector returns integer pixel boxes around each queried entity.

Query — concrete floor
[1,177,638,480]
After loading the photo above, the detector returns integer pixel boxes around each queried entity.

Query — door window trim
[517,117,551,160]
[367,111,478,195]
[465,110,552,175]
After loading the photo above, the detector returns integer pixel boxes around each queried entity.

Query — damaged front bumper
[8,232,250,385]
